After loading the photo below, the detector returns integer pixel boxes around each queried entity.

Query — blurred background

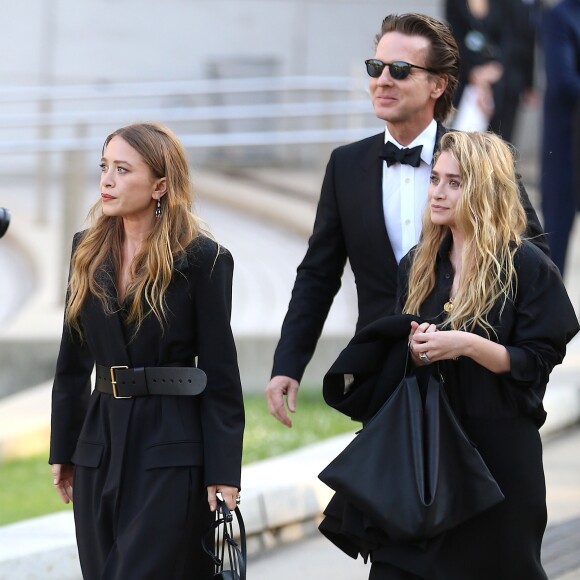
[1,0,573,400]
[1,1,580,578]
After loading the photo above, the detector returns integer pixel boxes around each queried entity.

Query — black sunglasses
[365,59,437,80]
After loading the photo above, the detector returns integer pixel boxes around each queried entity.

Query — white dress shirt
[382,120,437,263]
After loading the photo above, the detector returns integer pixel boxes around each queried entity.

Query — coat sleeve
[194,243,245,489]
[49,235,95,464]
[501,244,579,413]
[271,149,348,381]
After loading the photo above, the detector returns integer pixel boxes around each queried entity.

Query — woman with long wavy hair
[49,122,244,579]
[389,131,579,579]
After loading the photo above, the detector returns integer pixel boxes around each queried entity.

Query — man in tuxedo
[266,12,548,427]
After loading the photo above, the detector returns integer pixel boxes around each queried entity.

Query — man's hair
[376,13,460,122]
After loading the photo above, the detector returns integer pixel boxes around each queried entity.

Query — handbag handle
[202,498,247,580]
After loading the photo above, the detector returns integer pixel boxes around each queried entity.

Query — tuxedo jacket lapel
[358,132,398,269]
[435,123,448,154]
[359,123,446,277]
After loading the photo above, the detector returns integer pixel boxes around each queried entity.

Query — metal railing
[0,76,377,151]
[0,76,366,103]
[0,100,373,131]
[0,75,381,292]
[0,74,380,211]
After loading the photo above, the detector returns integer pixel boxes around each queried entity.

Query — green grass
[0,390,357,525]
[242,388,357,464]
[0,453,74,525]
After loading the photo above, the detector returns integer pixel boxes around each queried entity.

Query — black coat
[49,234,244,580]
[319,238,578,579]
[272,125,548,383]
[322,314,419,423]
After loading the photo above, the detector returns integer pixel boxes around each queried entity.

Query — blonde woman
[49,123,244,579]
[391,131,578,579]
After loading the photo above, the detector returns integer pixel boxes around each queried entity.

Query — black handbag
[318,372,505,542]
[202,498,247,580]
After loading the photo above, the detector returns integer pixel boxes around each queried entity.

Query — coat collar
[85,257,134,367]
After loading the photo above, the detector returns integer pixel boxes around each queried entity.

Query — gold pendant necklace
[443,297,454,313]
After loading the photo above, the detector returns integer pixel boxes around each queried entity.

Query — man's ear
[432,74,448,99]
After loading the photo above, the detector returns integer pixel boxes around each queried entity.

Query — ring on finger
[419,352,430,363]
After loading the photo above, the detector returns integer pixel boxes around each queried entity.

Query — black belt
[95,364,207,399]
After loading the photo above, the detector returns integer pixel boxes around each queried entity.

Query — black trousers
[74,462,215,579]
[369,562,423,579]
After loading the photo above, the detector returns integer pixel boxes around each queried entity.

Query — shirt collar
[384,119,438,166]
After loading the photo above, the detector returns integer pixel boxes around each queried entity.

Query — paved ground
[543,516,580,580]
[245,426,580,580]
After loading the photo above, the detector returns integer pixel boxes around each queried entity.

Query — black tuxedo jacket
[272,125,548,382]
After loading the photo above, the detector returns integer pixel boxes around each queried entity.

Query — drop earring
[155,198,162,219]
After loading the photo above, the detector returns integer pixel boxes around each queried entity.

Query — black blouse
[397,235,579,427]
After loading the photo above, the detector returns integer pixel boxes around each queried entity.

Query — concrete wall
[0,1,441,85]
[0,339,59,398]
[0,0,543,161]
[0,334,348,397]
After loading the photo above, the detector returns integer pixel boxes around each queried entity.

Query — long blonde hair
[66,122,205,335]
[403,131,527,334]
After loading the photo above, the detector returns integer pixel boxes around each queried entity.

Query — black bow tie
[380,141,423,167]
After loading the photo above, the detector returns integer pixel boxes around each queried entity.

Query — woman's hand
[409,321,438,365]
[52,463,74,504]
[207,484,240,512]
[411,326,465,363]
[410,325,510,373]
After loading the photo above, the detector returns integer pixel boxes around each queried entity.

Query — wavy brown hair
[66,122,206,335]
[403,131,527,335]
[376,13,460,123]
